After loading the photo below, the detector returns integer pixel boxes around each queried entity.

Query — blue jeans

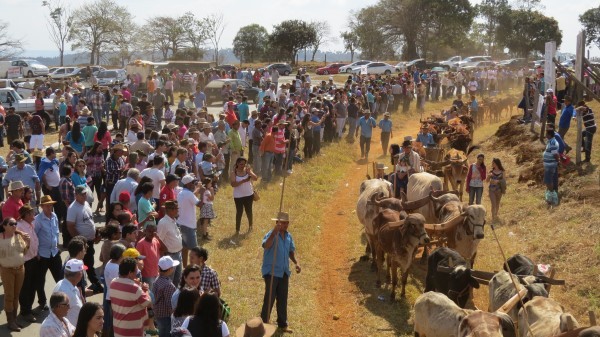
[583,130,595,159]
[262,152,274,182]
[93,109,102,124]
[468,186,483,205]
[156,316,171,337]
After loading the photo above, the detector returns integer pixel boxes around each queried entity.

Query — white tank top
[233,173,254,198]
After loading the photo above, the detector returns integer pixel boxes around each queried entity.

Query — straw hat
[236,317,276,337]
[112,143,126,151]
[271,212,290,222]
[79,107,91,116]
[14,154,28,163]
[31,149,45,158]
[40,195,57,205]
[376,163,389,170]
[8,181,25,192]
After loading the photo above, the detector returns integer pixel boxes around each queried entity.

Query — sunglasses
[5,222,17,227]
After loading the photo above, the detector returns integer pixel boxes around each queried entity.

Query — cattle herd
[356,174,599,337]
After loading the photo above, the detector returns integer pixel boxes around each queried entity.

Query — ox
[372,213,430,299]
[357,179,391,264]
[427,194,487,266]
[579,327,600,337]
[488,270,549,322]
[439,146,478,201]
[504,254,536,276]
[414,292,516,337]
[518,297,579,337]
[406,172,444,223]
[425,247,480,308]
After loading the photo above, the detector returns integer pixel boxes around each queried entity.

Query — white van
[0,61,22,79]
[2,59,50,78]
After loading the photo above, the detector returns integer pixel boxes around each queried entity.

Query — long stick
[266,128,293,323]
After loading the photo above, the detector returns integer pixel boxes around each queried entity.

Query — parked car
[456,56,492,69]
[397,59,442,72]
[0,79,36,98]
[339,60,371,73]
[204,79,259,106]
[561,59,575,68]
[96,69,127,86]
[1,87,53,113]
[315,63,348,75]
[350,62,395,75]
[461,61,497,71]
[8,59,49,77]
[215,64,237,73]
[497,58,528,69]
[266,63,292,76]
[438,56,461,70]
[48,67,78,79]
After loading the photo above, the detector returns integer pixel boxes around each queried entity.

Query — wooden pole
[589,310,597,326]
[575,31,586,165]
[266,132,294,323]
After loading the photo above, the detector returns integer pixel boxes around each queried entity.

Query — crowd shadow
[216,231,250,250]
[348,249,429,335]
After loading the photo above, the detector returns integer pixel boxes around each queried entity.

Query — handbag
[252,186,260,201]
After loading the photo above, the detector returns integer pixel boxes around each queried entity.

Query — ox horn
[368,192,384,206]
[495,288,528,315]
[424,213,465,232]
[400,192,431,211]
[431,189,459,198]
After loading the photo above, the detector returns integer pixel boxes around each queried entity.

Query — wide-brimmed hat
[403,136,413,142]
[277,119,288,126]
[8,180,25,192]
[79,107,91,116]
[376,163,388,170]
[383,112,391,117]
[236,317,276,337]
[32,149,45,157]
[40,195,57,205]
[271,212,290,222]
[112,143,126,151]
[14,154,28,163]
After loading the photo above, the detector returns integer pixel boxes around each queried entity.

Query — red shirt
[158,185,175,219]
[547,95,557,116]
[136,237,161,278]
[2,197,23,220]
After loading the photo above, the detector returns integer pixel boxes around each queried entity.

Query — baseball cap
[158,256,181,271]
[118,191,131,204]
[546,88,554,93]
[122,248,146,260]
[181,174,198,185]
[75,185,87,195]
[65,259,88,272]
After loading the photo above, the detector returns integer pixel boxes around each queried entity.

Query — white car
[350,62,395,75]
[10,59,50,77]
[0,88,53,113]
[456,56,492,69]
[49,67,78,79]
[338,60,371,74]
[96,69,127,86]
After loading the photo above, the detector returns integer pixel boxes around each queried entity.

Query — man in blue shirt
[193,88,206,109]
[237,96,250,122]
[260,212,300,333]
[558,96,574,153]
[35,195,63,310]
[416,125,435,148]
[3,154,40,205]
[378,112,393,156]
[355,111,377,159]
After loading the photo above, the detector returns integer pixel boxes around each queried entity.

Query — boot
[6,312,21,332]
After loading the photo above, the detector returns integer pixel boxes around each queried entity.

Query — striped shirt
[110,277,152,337]
[583,108,596,132]
[543,137,559,168]
[274,130,286,154]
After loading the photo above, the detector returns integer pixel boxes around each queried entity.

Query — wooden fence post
[575,31,586,165]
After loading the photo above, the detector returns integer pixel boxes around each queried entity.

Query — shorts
[179,225,197,249]
[30,134,44,149]
[543,165,557,186]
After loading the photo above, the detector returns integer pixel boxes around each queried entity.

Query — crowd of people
[0,58,596,337]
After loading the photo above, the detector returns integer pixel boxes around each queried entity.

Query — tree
[0,20,23,60]
[69,0,134,64]
[349,7,395,60]
[309,21,331,61]
[476,0,511,56]
[179,12,208,61]
[141,16,187,60]
[497,9,562,57]
[580,5,600,49]
[42,0,73,66]
[340,31,359,62]
[420,0,475,60]
[205,13,226,66]
[269,20,316,65]
[233,24,268,63]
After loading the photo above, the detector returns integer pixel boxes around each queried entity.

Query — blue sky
[2,0,598,58]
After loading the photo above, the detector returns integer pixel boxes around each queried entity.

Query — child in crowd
[153,256,179,337]
[199,178,215,241]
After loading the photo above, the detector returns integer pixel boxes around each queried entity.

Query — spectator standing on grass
[355,110,377,159]
[545,89,558,126]
[189,247,222,297]
[39,292,76,337]
[577,99,596,163]
[487,158,506,222]
[466,154,487,205]
[153,256,179,337]
[260,212,300,333]
[543,129,560,206]
[378,112,393,156]
[171,287,200,331]
[181,292,230,337]
[177,175,204,265]
[231,157,257,235]
[558,96,574,153]
[157,200,183,285]
[16,205,40,323]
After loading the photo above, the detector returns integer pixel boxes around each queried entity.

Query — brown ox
[441,147,477,201]
[426,194,487,266]
[372,213,430,299]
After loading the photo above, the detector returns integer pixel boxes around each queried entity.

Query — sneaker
[287,170,293,174]
[279,326,294,333]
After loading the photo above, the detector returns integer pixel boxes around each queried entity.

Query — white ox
[357,179,392,263]
[414,292,516,337]
[407,172,443,223]
[518,297,579,337]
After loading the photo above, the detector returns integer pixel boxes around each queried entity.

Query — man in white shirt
[265,84,277,102]
[176,175,204,266]
[157,200,183,284]
[148,140,169,175]
[39,292,75,337]
[140,156,166,202]
[110,168,140,212]
[199,124,216,148]
[52,259,86,325]
[395,139,421,174]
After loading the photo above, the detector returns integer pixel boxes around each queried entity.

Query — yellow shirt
[0,234,28,268]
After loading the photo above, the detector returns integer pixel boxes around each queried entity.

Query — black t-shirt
[137,100,151,114]
[5,114,21,137]
[347,103,359,119]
